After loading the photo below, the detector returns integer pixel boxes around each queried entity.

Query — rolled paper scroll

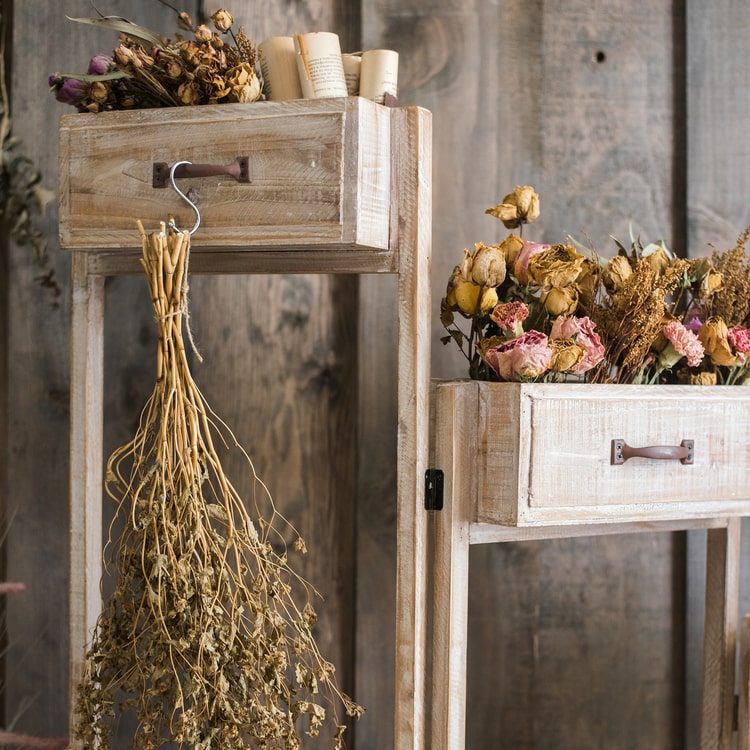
[294,32,348,99]
[359,49,399,104]
[258,36,303,101]
[342,53,362,96]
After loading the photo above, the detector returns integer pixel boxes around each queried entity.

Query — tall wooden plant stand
[430,380,750,750]
[59,98,431,750]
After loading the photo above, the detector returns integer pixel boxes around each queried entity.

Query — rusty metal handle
[611,439,694,465]
[153,156,251,188]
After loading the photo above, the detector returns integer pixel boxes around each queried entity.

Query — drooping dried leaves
[74,223,362,749]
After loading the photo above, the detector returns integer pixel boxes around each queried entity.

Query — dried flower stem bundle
[74,223,361,749]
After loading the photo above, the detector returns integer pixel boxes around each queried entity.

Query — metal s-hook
[168,160,201,235]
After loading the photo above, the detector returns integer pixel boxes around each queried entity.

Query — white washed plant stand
[60,98,431,750]
[430,380,750,750]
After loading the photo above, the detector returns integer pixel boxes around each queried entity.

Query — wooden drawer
[58,97,394,254]
[434,380,750,526]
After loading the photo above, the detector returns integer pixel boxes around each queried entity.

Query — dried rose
[485,186,540,229]
[548,338,586,373]
[602,255,632,293]
[660,320,705,369]
[698,316,738,367]
[212,9,235,33]
[88,81,109,105]
[690,371,717,385]
[484,330,552,381]
[48,74,85,106]
[728,325,750,355]
[470,242,507,287]
[450,280,497,315]
[177,80,202,105]
[490,301,529,336]
[644,246,669,276]
[224,62,262,103]
[513,241,550,284]
[541,285,579,316]
[527,243,585,288]
[500,233,524,269]
[549,315,605,374]
[87,53,114,75]
[195,24,214,42]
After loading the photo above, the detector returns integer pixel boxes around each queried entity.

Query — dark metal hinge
[424,468,444,511]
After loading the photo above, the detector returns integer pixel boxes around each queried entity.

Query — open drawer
[433,380,750,526]
[58,97,393,256]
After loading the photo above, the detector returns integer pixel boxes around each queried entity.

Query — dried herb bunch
[49,7,261,112]
[74,223,362,749]
[441,185,750,385]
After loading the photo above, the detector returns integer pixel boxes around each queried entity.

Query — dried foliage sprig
[74,223,362,749]
[442,185,750,385]
[0,7,58,303]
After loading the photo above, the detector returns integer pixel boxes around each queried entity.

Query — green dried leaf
[66,15,166,48]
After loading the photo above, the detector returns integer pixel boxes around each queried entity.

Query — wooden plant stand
[430,380,750,750]
[60,98,432,750]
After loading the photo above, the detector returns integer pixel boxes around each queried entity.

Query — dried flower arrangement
[73,224,362,749]
[441,185,750,385]
[48,5,262,112]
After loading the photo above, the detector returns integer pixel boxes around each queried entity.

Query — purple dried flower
[87,53,114,75]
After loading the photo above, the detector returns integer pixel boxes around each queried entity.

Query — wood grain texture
[364,1,684,748]
[4,2,199,739]
[685,3,750,747]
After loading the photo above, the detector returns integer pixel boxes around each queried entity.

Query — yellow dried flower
[527,243,585,288]
[541,285,579,316]
[499,233,524,269]
[548,338,586,372]
[689,371,718,385]
[485,186,540,229]
[698,316,740,367]
[602,255,633,293]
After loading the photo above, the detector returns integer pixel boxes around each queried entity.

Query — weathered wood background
[3,0,750,748]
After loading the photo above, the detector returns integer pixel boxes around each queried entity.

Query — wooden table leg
[701,518,741,750]
[738,614,750,750]
[68,252,105,746]
[431,383,476,750]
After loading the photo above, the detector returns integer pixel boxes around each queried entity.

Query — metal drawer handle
[611,439,694,465]
[152,156,251,188]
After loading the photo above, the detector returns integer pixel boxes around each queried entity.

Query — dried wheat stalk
[74,222,362,749]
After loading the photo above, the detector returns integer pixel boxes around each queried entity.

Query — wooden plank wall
[4,0,750,748]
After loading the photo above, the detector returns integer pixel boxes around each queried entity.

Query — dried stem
[74,223,362,749]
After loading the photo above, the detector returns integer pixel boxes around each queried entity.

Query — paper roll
[342,54,362,96]
[359,49,399,104]
[258,36,303,101]
[294,32,348,99]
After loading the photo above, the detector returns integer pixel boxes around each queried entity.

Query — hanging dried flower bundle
[74,223,362,749]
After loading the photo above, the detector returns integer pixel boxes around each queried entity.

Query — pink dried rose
[660,320,705,369]
[513,241,550,284]
[728,325,750,358]
[549,315,605,374]
[490,301,529,336]
[484,330,552,381]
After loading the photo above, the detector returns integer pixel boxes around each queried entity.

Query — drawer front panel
[59,98,392,252]
[471,382,750,525]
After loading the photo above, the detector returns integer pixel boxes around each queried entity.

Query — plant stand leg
[431,383,474,750]
[701,518,741,750]
[68,252,105,747]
